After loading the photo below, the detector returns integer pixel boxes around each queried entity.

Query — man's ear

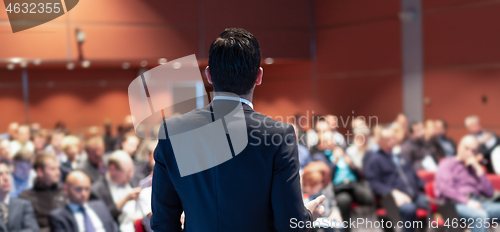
[255,67,263,86]
[205,66,213,84]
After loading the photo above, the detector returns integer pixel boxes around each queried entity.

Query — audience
[434,119,457,157]
[364,125,429,232]
[465,115,499,172]
[435,135,500,232]
[131,141,156,187]
[11,124,35,155]
[0,161,39,231]
[90,151,142,232]
[49,171,118,232]
[77,136,106,183]
[44,130,66,163]
[19,154,67,232]
[0,139,10,164]
[401,121,442,171]
[10,149,37,197]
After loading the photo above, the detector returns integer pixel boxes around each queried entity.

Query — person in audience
[364,125,428,232]
[0,139,11,163]
[346,126,370,170]
[0,161,39,232]
[10,149,37,197]
[77,136,106,183]
[90,151,142,232]
[301,161,341,231]
[120,133,140,163]
[394,113,410,139]
[103,121,118,153]
[306,115,329,149]
[131,141,156,187]
[292,124,311,171]
[435,135,500,232]
[59,136,81,183]
[33,130,49,156]
[44,130,66,163]
[49,171,118,232]
[424,120,445,164]
[401,121,441,171]
[434,119,456,157]
[19,154,67,232]
[138,171,153,232]
[465,115,499,172]
[11,124,35,156]
[326,115,346,149]
[4,122,19,141]
[312,130,373,232]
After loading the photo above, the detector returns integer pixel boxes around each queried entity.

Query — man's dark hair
[408,121,422,134]
[208,28,261,95]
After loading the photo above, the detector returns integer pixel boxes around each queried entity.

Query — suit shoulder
[88,199,107,209]
[245,111,291,131]
[49,206,67,218]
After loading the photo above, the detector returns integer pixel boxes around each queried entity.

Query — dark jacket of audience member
[19,180,67,232]
[130,162,152,188]
[89,178,120,222]
[49,200,118,232]
[77,159,103,183]
[364,149,425,199]
[401,139,442,171]
[0,197,40,232]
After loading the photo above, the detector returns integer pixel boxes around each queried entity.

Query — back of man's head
[208,28,261,95]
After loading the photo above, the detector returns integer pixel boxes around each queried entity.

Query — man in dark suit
[77,136,106,183]
[151,28,325,232]
[0,161,39,232]
[49,171,118,232]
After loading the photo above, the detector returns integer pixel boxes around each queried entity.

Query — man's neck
[213,88,255,103]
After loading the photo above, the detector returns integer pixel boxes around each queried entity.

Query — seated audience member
[302,161,341,230]
[312,131,373,232]
[434,119,456,157]
[435,135,500,232]
[131,141,156,187]
[78,136,106,183]
[90,151,142,232]
[59,136,81,182]
[44,130,66,163]
[0,139,11,164]
[401,121,442,171]
[306,116,330,149]
[120,133,140,163]
[0,122,19,141]
[10,124,35,156]
[424,120,446,161]
[19,154,67,232]
[0,161,39,231]
[325,115,346,149]
[346,126,370,170]
[33,130,49,156]
[465,115,499,171]
[49,171,118,232]
[364,125,428,232]
[10,149,37,197]
[292,124,311,171]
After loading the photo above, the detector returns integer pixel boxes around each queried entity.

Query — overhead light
[10,57,21,64]
[264,57,274,65]
[140,60,148,67]
[20,61,28,68]
[33,59,42,66]
[81,60,91,68]
[6,64,15,70]
[172,62,182,69]
[122,62,130,70]
[66,62,75,70]
[158,58,167,65]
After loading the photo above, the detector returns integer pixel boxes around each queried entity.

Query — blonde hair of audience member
[325,115,339,131]
[301,161,332,195]
[62,136,81,163]
[121,133,140,157]
[34,154,61,186]
[465,115,482,134]
[424,119,437,141]
[33,130,48,155]
[64,171,92,205]
[17,124,31,144]
[0,139,11,162]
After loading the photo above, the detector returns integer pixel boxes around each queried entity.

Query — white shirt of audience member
[67,203,105,232]
[106,175,142,232]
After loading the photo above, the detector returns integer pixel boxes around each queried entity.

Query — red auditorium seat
[134,219,144,232]
[376,208,428,218]
[424,181,438,213]
[417,170,435,183]
[487,174,500,191]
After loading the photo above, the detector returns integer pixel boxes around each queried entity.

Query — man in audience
[131,141,156,187]
[44,130,66,163]
[326,115,346,149]
[33,130,49,156]
[364,125,428,232]
[0,139,11,163]
[401,121,441,171]
[435,135,500,232]
[10,149,37,197]
[0,161,39,231]
[77,136,106,183]
[20,154,67,232]
[90,151,142,232]
[465,115,499,171]
[49,171,118,232]
[59,136,81,182]
[120,133,140,163]
[11,124,34,156]
[434,119,456,157]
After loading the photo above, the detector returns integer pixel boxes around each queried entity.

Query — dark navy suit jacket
[48,200,118,232]
[151,100,313,232]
